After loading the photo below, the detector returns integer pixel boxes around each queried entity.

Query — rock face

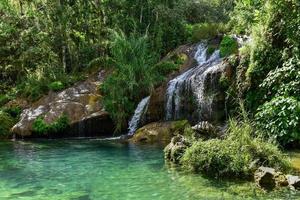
[145,43,233,125]
[145,45,196,123]
[287,175,300,190]
[164,135,189,164]
[130,120,189,144]
[12,70,115,137]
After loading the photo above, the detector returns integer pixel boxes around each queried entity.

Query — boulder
[130,120,189,144]
[191,121,217,138]
[254,167,277,191]
[286,175,300,190]
[164,135,189,164]
[11,70,115,137]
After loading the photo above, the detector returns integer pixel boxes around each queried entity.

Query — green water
[0,140,299,200]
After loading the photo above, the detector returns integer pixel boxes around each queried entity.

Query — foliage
[101,32,157,132]
[227,0,300,147]
[255,97,300,146]
[260,54,300,99]
[153,61,179,77]
[2,106,21,119]
[32,115,70,135]
[181,120,290,177]
[186,23,226,42]
[0,94,11,107]
[49,81,65,92]
[219,36,238,57]
[229,0,262,34]
[0,111,14,137]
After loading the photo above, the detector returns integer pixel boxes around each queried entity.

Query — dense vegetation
[0,0,299,170]
[182,119,290,177]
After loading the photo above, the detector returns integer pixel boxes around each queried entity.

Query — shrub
[101,32,157,132]
[2,106,21,118]
[255,96,300,146]
[181,120,290,178]
[187,23,226,42]
[219,36,238,57]
[0,111,14,137]
[154,61,179,77]
[32,115,70,135]
[260,54,300,99]
[0,94,10,107]
[49,81,65,92]
[32,117,49,135]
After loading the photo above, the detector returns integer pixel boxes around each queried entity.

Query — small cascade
[165,43,222,122]
[128,96,150,135]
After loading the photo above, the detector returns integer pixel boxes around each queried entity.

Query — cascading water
[165,43,222,122]
[127,96,150,135]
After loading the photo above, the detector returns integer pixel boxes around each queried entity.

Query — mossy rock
[130,120,190,145]
[220,36,238,58]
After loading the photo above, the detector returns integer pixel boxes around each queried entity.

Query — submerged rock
[164,135,189,164]
[130,120,189,144]
[12,70,115,137]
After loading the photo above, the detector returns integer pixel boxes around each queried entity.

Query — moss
[131,121,191,144]
[172,120,190,132]
[48,81,65,92]
[220,36,238,58]
[219,74,230,89]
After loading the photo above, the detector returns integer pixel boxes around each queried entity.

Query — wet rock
[286,175,300,190]
[145,45,197,124]
[254,167,277,191]
[146,51,232,125]
[12,70,115,137]
[130,120,189,144]
[164,135,189,164]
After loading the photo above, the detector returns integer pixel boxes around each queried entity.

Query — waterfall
[127,96,150,135]
[165,43,222,122]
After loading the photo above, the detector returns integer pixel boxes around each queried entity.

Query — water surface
[0,140,299,200]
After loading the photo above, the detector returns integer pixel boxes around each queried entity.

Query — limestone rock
[164,135,189,164]
[191,121,217,138]
[130,120,189,144]
[287,175,300,190]
[11,70,115,137]
[254,167,277,191]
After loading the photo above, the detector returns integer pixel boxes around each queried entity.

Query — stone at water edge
[11,70,115,137]
[130,120,190,144]
[254,167,277,191]
[164,135,189,164]
[286,175,300,190]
